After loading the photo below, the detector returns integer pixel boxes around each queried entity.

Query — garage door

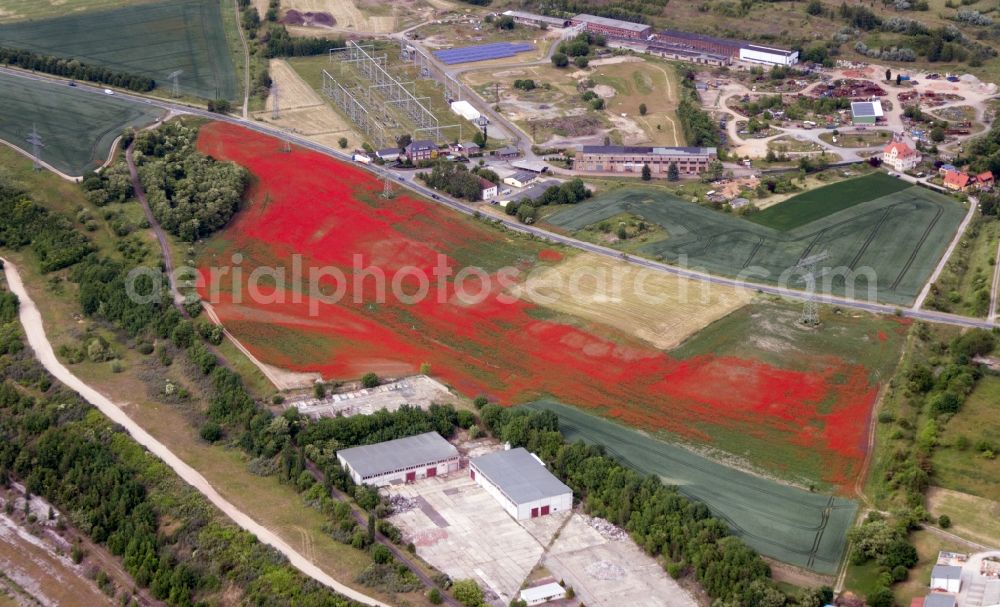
[540,505,550,516]
[531,507,539,518]
[426,467,437,478]
[406,471,416,483]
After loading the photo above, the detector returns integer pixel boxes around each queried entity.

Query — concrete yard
[289,375,457,418]
[542,514,699,607]
[387,468,698,607]
[386,472,568,605]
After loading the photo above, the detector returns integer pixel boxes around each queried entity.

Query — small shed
[924,594,956,607]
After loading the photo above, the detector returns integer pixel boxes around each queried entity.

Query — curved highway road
[1,66,994,332]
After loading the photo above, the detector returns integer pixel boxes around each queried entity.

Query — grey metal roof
[509,170,537,182]
[471,448,571,505]
[573,14,651,33]
[744,44,797,57]
[851,101,882,117]
[931,565,962,580]
[581,145,716,156]
[924,594,956,607]
[338,432,458,478]
[503,10,570,26]
[407,140,436,152]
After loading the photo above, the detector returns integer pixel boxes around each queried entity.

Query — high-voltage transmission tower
[796,251,830,327]
[25,125,44,171]
[167,70,183,98]
[381,171,393,199]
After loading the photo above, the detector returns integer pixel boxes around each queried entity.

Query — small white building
[479,177,499,201]
[450,100,481,122]
[739,44,799,66]
[337,432,460,486]
[931,565,962,593]
[470,448,572,520]
[882,140,921,172]
[376,148,401,162]
[519,582,565,606]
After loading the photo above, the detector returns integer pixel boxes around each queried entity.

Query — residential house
[405,140,438,163]
[942,170,971,192]
[976,171,994,191]
[479,177,498,201]
[882,141,921,172]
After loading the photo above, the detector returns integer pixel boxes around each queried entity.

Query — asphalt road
[1,66,995,331]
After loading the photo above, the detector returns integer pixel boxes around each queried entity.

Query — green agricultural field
[544,177,966,305]
[749,173,913,231]
[527,400,858,575]
[0,71,164,175]
[0,0,158,23]
[0,0,238,99]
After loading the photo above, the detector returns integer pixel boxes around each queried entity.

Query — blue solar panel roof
[433,42,535,65]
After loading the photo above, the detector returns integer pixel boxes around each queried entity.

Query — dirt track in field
[252,59,363,151]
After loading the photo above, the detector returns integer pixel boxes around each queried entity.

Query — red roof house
[943,169,971,191]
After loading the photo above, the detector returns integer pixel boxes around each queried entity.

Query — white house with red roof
[882,140,921,172]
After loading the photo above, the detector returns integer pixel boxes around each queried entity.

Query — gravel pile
[388,494,417,514]
[586,515,628,541]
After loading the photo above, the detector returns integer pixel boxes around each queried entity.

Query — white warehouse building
[739,44,799,66]
[337,432,460,486]
[470,448,572,520]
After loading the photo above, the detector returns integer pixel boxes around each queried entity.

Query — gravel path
[1,257,389,607]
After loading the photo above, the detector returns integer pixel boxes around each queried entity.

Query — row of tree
[133,121,248,241]
[0,47,155,92]
[676,68,721,148]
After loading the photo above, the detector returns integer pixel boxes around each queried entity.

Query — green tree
[806,0,824,15]
[551,52,569,68]
[938,514,951,528]
[930,126,946,142]
[574,56,589,68]
[199,421,223,442]
[428,588,443,605]
[361,372,380,388]
[338,137,349,149]
[452,580,484,607]
[641,163,652,181]
[667,162,680,181]
[867,587,895,607]
[639,103,647,116]
[371,544,392,564]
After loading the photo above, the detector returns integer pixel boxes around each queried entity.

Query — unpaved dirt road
[0,257,389,607]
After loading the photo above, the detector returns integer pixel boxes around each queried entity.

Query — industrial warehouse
[571,13,653,40]
[470,448,573,520]
[576,145,718,176]
[653,30,799,66]
[336,432,460,486]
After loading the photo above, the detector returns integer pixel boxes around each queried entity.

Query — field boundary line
[913,199,976,309]
[1,258,388,607]
[234,0,250,118]
[201,301,283,390]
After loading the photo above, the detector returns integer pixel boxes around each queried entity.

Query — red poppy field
[196,122,907,492]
